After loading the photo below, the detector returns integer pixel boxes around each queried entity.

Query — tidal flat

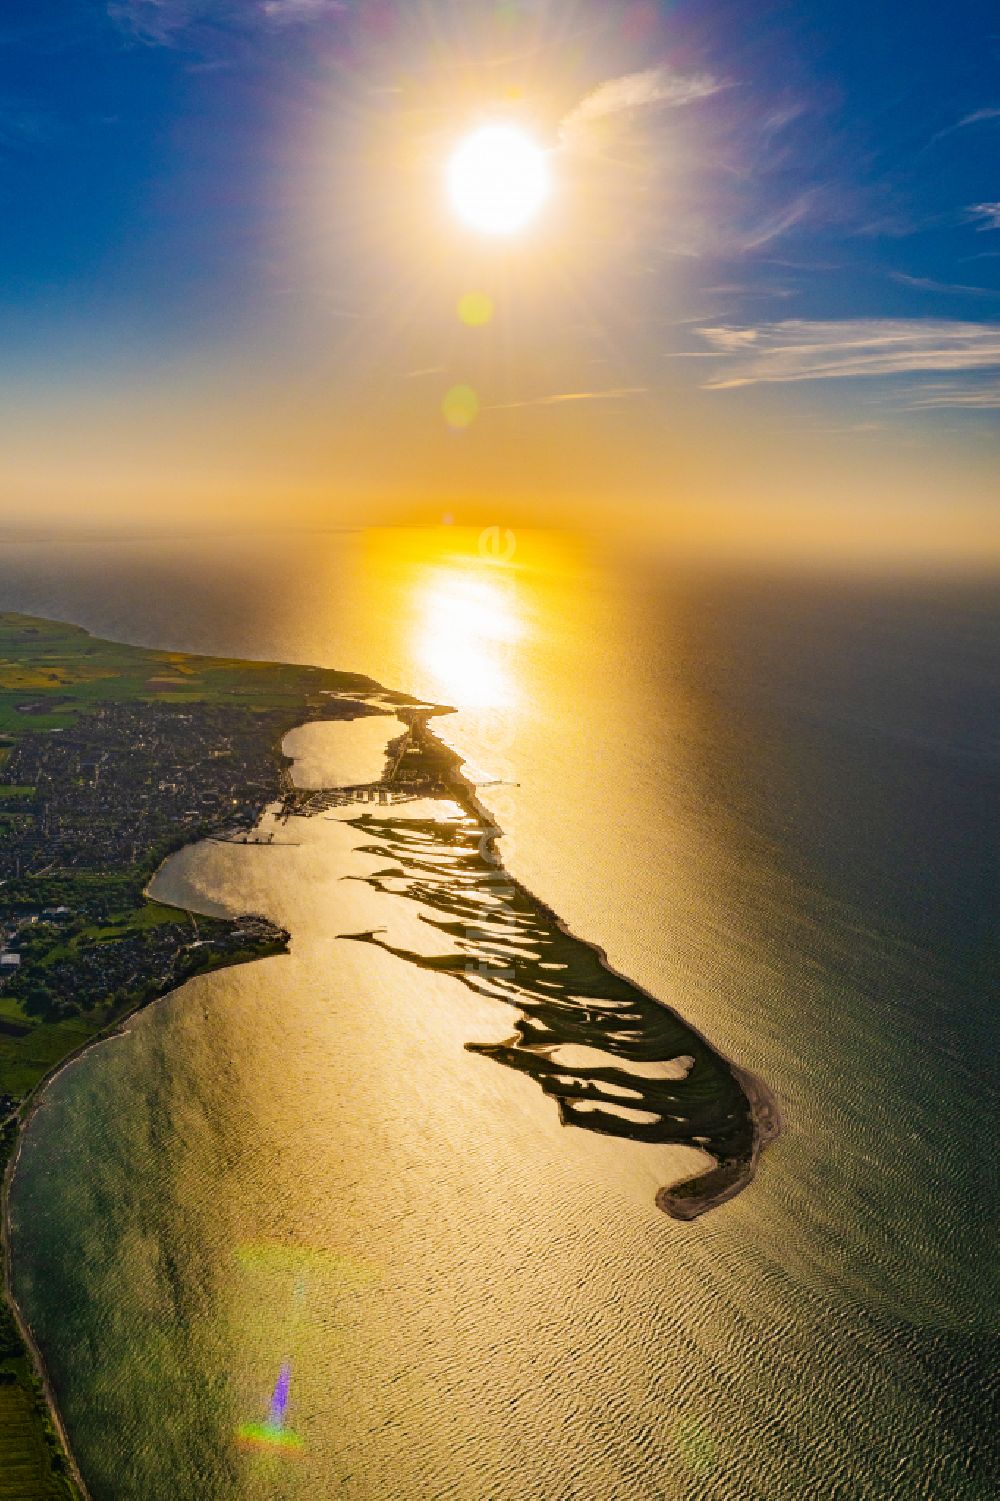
[331,712,781,1219]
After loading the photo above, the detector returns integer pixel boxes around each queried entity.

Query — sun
[445,124,551,236]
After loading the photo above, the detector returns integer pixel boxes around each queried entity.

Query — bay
[3,529,996,1499]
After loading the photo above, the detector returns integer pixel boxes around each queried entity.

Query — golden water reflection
[354,526,596,719]
[352,528,594,720]
[346,524,611,802]
[414,566,524,709]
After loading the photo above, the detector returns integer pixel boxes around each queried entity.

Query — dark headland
[317,711,782,1222]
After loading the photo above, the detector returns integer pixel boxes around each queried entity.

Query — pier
[280,710,455,819]
[285,779,444,816]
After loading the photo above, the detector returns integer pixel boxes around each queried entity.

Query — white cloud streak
[487,388,648,411]
[107,1,199,42]
[559,67,724,150]
[696,319,1000,388]
[737,192,816,251]
[108,0,345,41]
[260,0,347,22]
[968,202,1000,231]
[890,271,999,297]
[899,380,1000,410]
[931,105,1000,143]
[955,106,1000,128]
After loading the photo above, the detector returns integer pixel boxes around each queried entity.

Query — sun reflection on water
[352,526,595,730]
[414,564,525,709]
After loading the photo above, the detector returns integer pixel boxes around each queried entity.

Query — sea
[2,527,996,1500]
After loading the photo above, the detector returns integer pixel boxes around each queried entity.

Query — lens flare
[442,384,479,429]
[236,1424,304,1455]
[237,1362,304,1455]
[458,291,494,326]
[236,1242,378,1286]
[445,125,550,236]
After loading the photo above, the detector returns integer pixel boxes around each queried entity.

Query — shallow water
[4,531,997,1499]
[282,716,400,790]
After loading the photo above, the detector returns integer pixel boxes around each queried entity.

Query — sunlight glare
[445,125,551,236]
[416,569,524,708]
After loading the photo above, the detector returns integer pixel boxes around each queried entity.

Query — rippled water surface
[3,531,997,1499]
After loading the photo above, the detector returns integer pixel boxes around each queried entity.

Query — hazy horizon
[1,0,997,564]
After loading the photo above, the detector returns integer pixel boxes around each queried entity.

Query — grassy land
[0,1019,95,1101]
[0,1306,77,1499]
[20,900,183,970]
[0,997,33,1025]
[0,1380,76,1500]
[0,914,285,1101]
[0,611,385,736]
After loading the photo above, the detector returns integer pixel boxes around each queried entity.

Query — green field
[0,1306,77,1500]
[17,900,188,973]
[0,996,34,1027]
[0,1017,96,1101]
[0,1381,76,1500]
[0,610,384,737]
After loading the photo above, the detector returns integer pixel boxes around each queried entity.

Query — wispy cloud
[559,67,724,151]
[737,192,816,252]
[898,379,1000,410]
[260,0,347,22]
[930,105,1000,144]
[107,0,345,42]
[696,319,1000,387]
[553,65,831,259]
[701,283,796,299]
[968,202,1000,231]
[954,106,1000,128]
[487,387,648,411]
[107,1,187,43]
[890,271,999,297]
[107,1,250,42]
[107,1,260,42]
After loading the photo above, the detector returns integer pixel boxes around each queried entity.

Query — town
[0,700,321,1029]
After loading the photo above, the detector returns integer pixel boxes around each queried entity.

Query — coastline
[0,616,387,1501]
[2,1121,89,1501]
[1,895,292,1501]
[0,610,394,1500]
[384,710,784,1221]
[4,698,783,1499]
[0,701,347,1498]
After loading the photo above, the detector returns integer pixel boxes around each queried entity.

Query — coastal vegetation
[0,612,379,734]
[0,1300,76,1500]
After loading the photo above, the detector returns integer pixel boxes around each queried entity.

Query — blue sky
[0,1,997,539]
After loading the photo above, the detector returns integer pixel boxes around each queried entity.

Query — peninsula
[319,713,781,1221]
